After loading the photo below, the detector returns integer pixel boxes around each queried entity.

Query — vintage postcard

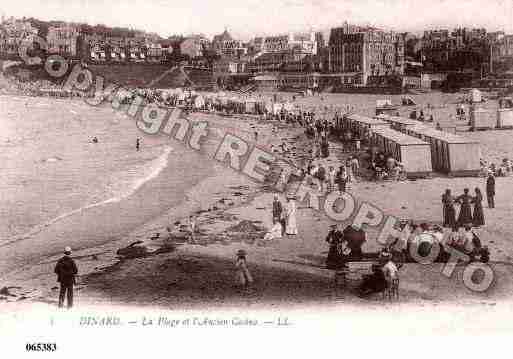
[0,0,512,357]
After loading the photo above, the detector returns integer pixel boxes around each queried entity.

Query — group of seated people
[358,251,398,297]
[325,223,400,297]
[369,152,405,181]
[325,223,367,269]
[387,222,490,264]
[325,220,490,298]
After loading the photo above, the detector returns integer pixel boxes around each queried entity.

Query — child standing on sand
[235,250,253,289]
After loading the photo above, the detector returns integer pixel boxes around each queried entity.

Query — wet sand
[2,91,513,311]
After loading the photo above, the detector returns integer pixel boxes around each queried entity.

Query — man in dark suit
[486,172,496,208]
[54,247,78,309]
[272,195,285,235]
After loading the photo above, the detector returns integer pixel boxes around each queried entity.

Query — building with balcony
[491,34,513,74]
[421,27,491,73]
[47,24,80,57]
[328,25,404,85]
[247,49,309,73]
[211,29,246,58]
[0,17,38,58]
[250,31,318,55]
[146,43,163,63]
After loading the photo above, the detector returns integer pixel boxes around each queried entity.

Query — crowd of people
[441,187,486,228]
[481,158,512,178]
[369,151,406,181]
[266,103,409,185]
[262,194,299,242]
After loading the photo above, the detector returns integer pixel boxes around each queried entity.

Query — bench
[333,261,376,293]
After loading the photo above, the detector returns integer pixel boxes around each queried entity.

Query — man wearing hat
[325,224,345,269]
[272,195,285,235]
[54,246,78,309]
[486,171,495,208]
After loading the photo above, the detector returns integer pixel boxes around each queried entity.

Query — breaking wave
[1,145,173,247]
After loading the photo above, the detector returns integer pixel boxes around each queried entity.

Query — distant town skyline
[2,0,513,39]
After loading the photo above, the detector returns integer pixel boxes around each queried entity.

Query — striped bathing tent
[341,113,390,138]
[381,116,481,176]
[404,124,481,176]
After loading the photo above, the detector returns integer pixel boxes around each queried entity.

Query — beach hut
[406,125,481,176]
[371,127,432,178]
[497,97,513,128]
[470,106,496,130]
[497,109,513,128]
[375,99,399,116]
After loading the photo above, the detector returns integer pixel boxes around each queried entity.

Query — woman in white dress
[285,197,298,235]
[263,220,283,241]
[327,166,336,193]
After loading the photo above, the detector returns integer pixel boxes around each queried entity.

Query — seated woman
[374,166,385,181]
[391,165,402,180]
[263,220,283,242]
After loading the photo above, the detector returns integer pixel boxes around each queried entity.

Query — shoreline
[77,113,513,308]
[0,108,273,306]
[2,93,513,310]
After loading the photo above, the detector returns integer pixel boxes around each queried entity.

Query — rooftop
[213,29,233,43]
[408,126,479,144]
[346,114,389,126]
[384,116,420,126]
[372,127,430,146]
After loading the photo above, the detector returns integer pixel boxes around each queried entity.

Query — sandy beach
[1,91,513,312]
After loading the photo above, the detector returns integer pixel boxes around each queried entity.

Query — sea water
[0,95,214,275]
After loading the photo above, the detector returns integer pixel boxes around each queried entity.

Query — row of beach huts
[337,114,481,178]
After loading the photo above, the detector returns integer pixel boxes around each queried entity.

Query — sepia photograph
[0,0,512,357]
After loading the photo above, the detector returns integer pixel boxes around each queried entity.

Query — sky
[1,0,513,39]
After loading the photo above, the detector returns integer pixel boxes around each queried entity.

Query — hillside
[90,64,216,89]
[2,62,215,90]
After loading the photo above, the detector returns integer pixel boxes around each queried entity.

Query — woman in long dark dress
[472,187,485,227]
[442,189,456,228]
[457,188,473,226]
[320,136,330,158]
[326,225,344,269]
